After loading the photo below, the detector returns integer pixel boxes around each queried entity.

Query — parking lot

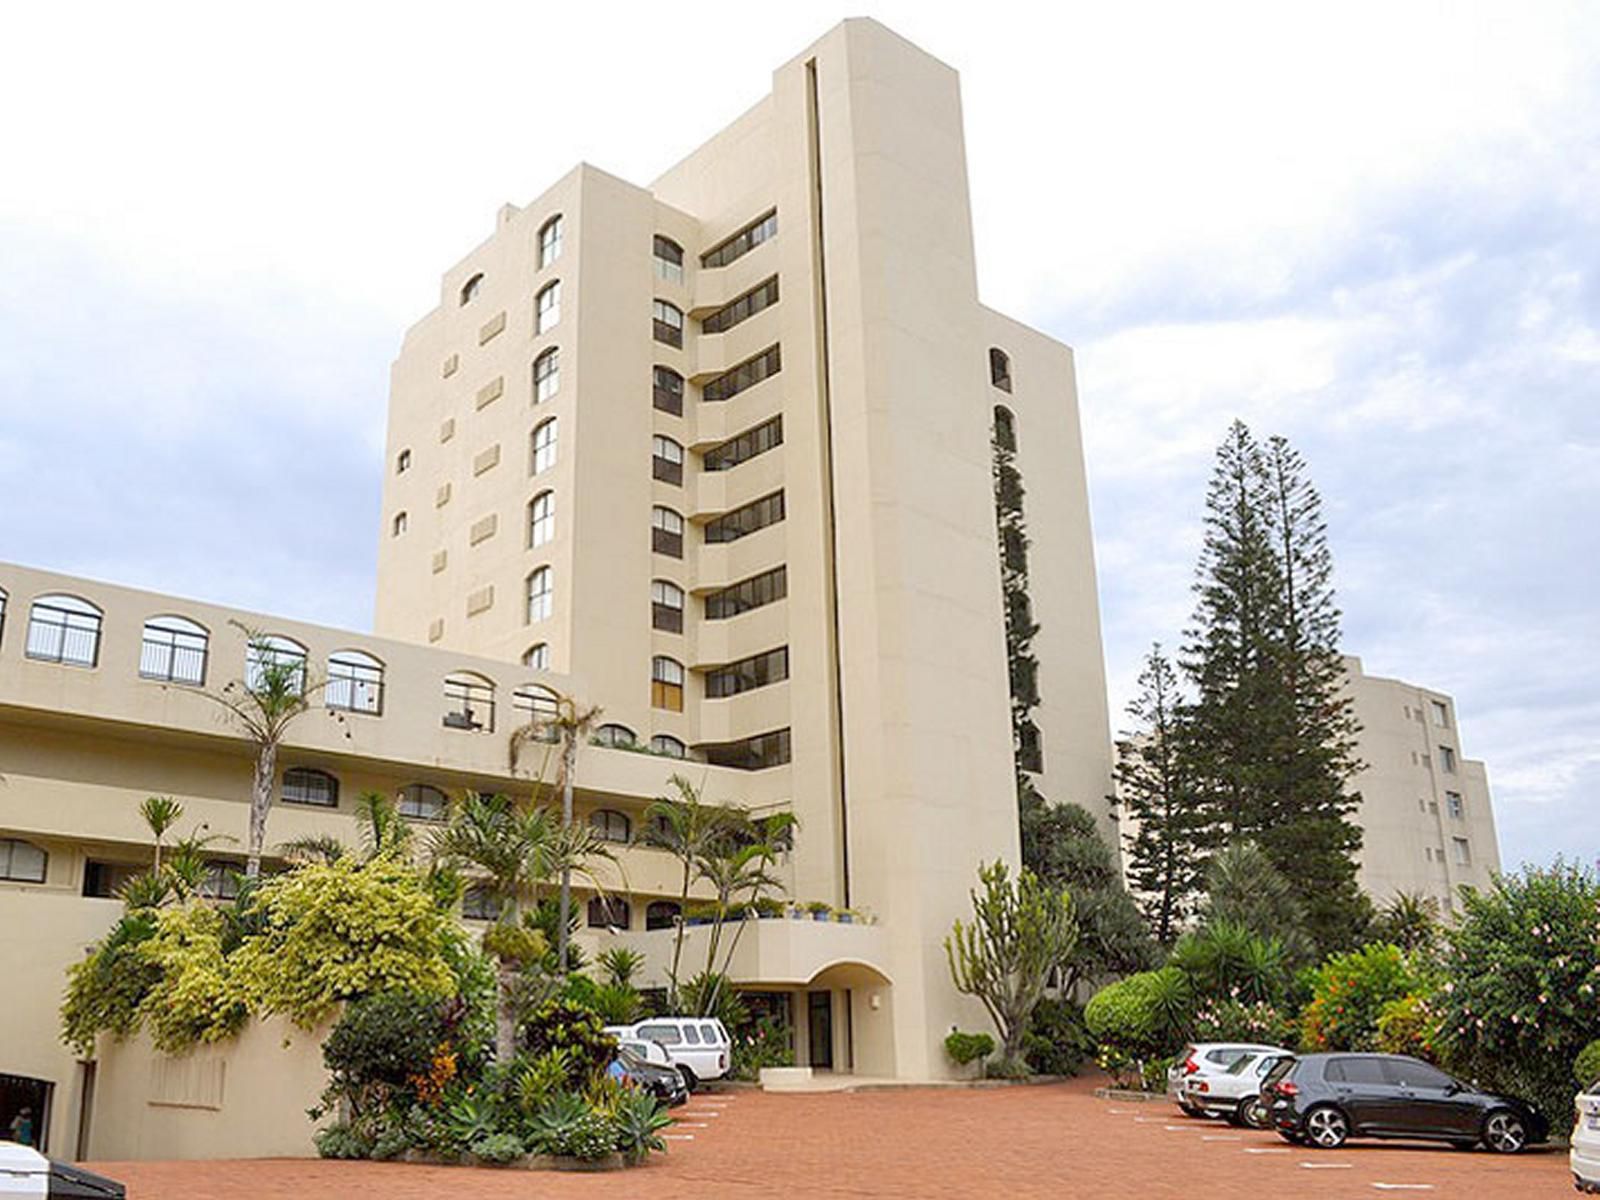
[90,1075,1572,1198]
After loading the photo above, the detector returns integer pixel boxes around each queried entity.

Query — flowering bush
[1191,997,1293,1047]
[1434,862,1600,1125]
[1375,993,1441,1060]
[1300,943,1419,1052]
[732,1014,795,1079]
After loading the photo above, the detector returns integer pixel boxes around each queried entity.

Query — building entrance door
[807,991,833,1069]
[0,1072,53,1152]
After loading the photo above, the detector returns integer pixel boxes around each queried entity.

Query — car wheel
[1482,1109,1527,1154]
[1305,1105,1350,1149]
[678,1065,699,1094]
[1238,1096,1269,1129]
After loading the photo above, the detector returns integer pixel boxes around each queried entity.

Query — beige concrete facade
[1342,656,1501,911]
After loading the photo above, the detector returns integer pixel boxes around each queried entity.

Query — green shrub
[1376,993,1441,1060]
[678,972,750,1030]
[1023,997,1094,1076]
[469,1132,525,1164]
[520,998,615,1086]
[731,1014,794,1080]
[1085,967,1192,1058]
[944,1030,995,1066]
[610,1088,673,1165]
[314,1123,371,1159]
[323,992,446,1096]
[1171,920,1290,1005]
[1576,1040,1600,1089]
[1142,1054,1177,1093]
[530,1092,615,1160]
[1301,943,1419,1052]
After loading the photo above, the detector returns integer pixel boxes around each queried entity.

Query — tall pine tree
[1115,643,1209,944]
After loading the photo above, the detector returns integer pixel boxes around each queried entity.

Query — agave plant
[611,1088,672,1165]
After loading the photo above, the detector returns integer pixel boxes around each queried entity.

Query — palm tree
[695,812,796,1016]
[279,790,414,866]
[1375,890,1441,953]
[641,774,743,1005]
[508,689,603,976]
[429,791,615,1063]
[204,624,318,877]
[139,796,184,874]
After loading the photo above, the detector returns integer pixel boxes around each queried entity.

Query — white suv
[1168,1043,1292,1118]
[607,1017,731,1090]
[1181,1049,1292,1126]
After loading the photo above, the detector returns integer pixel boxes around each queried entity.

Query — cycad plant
[139,796,184,873]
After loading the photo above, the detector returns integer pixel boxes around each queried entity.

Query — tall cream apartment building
[0,20,1118,1157]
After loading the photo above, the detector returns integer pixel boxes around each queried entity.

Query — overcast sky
[1,2,1594,873]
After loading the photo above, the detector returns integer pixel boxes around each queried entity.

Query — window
[645,900,681,930]
[705,647,789,698]
[522,643,550,670]
[704,415,783,472]
[653,366,684,416]
[245,635,307,694]
[652,506,684,558]
[83,860,141,899]
[700,209,777,268]
[25,594,103,667]
[653,235,684,283]
[1438,745,1457,773]
[652,580,685,633]
[702,276,779,335]
[282,767,339,808]
[1431,699,1450,727]
[139,615,209,685]
[533,348,559,403]
[200,861,241,901]
[0,838,47,884]
[399,784,448,821]
[538,216,563,268]
[462,886,500,921]
[989,347,1012,392]
[701,728,791,771]
[651,656,685,711]
[652,435,684,485]
[526,567,553,623]
[528,491,555,548]
[459,273,484,305]
[652,300,684,348]
[704,491,784,543]
[650,735,687,759]
[993,406,1017,453]
[532,418,558,474]
[535,280,561,334]
[590,808,632,841]
[593,725,637,750]
[444,672,496,732]
[1452,837,1472,866]
[703,344,780,403]
[397,449,412,473]
[705,566,787,620]
[588,896,631,929]
[1325,1057,1388,1085]
[326,649,384,714]
[1383,1059,1454,1090]
[636,1022,682,1046]
[512,683,560,729]
[1446,791,1464,819]
[392,511,408,537]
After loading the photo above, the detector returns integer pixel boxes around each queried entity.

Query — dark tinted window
[700,210,777,268]
[705,566,787,620]
[702,276,779,334]
[1326,1056,1389,1085]
[1262,1057,1298,1091]
[704,491,784,544]
[703,344,780,403]
[1384,1059,1454,1089]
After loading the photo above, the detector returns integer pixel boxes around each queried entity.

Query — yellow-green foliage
[140,902,249,1053]
[230,857,454,1029]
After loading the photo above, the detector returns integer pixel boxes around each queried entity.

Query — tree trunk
[496,959,519,1064]
[556,737,576,977]
[247,740,277,877]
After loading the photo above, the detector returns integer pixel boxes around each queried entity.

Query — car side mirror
[1445,1082,1462,1095]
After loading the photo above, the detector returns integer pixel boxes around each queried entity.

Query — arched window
[593,726,637,750]
[282,767,339,808]
[651,580,684,633]
[590,808,631,842]
[246,635,307,695]
[462,886,500,921]
[587,895,631,929]
[396,448,412,473]
[652,435,683,485]
[650,734,688,759]
[398,783,448,821]
[0,838,47,884]
[651,656,685,712]
[535,280,561,334]
[993,405,1017,453]
[532,418,558,474]
[533,347,560,404]
[645,900,681,930]
[140,615,209,685]
[538,215,563,268]
[392,511,408,537]
[522,643,550,670]
[526,567,553,623]
[327,649,384,714]
[528,491,555,548]
[653,235,685,283]
[460,273,484,306]
[652,300,684,348]
[444,672,496,732]
[25,594,103,667]
[652,506,684,558]
[653,366,684,415]
[513,683,560,741]
[989,346,1012,392]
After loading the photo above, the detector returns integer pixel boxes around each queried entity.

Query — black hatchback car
[614,1047,690,1107]
[1261,1053,1548,1153]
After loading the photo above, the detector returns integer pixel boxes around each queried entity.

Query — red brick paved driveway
[89,1075,1573,1198]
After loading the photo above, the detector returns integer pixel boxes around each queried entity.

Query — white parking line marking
[1244,1147,1291,1154]
[1300,1162,1354,1169]
[662,1134,695,1141]
[1164,1124,1196,1131]
[674,1123,708,1128]
[1133,1116,1169,1123]
[1201,1135,1241,1141]
[1371,1186,1434,1192]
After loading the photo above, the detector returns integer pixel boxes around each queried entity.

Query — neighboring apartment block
[1343,656,1501,911]
[0,19,1118,1157]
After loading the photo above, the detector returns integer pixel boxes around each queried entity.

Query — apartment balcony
[691,451,785,518]
[690,601,789,668]
[695,681,790,746]
[692,524,788,593]
[613,912,890,992]
[689,241,777,317]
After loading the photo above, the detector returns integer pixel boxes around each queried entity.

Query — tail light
[1276,1081,1299,1098]
[1182,1057,1200,1076]
[720,1053,727,1070]
[1193,1081,1209,1093]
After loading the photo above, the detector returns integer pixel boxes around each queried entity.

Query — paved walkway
[88,1075,1572,1198]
